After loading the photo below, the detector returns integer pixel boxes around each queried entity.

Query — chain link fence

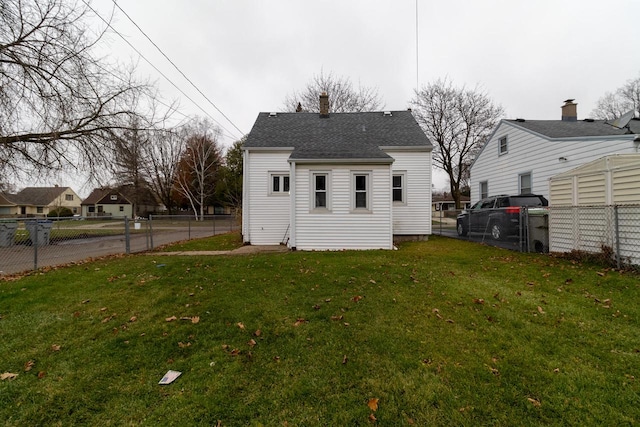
[431,204,640,269]
[0,215,238,276]
[549,205,640,269]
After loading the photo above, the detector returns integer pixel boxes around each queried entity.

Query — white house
[242,94,433,250]
[470,100,640,204]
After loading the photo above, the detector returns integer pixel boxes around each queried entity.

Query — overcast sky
[46,0,640,193]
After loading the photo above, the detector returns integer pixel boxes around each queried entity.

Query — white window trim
[392,171,407,205]
[479,181,488,199]
[269,172,290,195]
[498,136,508,155]
[310,171,331,213]
[351,171,372,213]
[519,172,532,194]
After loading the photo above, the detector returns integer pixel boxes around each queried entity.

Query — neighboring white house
[470,100,640,204]
[1,186,82,216]
[242,94,433,250]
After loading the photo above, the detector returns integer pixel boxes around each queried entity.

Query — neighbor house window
[65,194,74,201]
[312,172,329,210]
[110,195,117,201]
[392,172,406,204]
[499,136,508,155]
[37,207,43,213]
[119,206,124,212]
[270,173,290,194]
[479,181,488,199]
[519,173,532,194]
[352,171,371,211]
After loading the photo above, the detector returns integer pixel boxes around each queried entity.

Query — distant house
[470,100,640,204]
[242,93,433,250]
[82,185,163,218]
[81,188,133,218]
[0,186,81,217]
[432,194,471,215]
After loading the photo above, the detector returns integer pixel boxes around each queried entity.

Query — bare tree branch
[283,70,384,113]
[410,78,503,208]
[590,73,640,120]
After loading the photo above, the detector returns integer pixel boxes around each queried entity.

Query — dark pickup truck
[456,194,548,240]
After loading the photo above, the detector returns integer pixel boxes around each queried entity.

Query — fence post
[614,205,621,269]
[149,215,154,250]
[124,216,130,254]
[33,220,38,271]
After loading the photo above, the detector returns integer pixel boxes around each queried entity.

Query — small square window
[499,136,508,155]
[65,194,74,201]
[270,173,290,194]
[119,206,124,212]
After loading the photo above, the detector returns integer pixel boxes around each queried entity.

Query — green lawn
[1,234,639,425]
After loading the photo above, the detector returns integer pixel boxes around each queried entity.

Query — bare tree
[216,136,245,216]
[410,79,504,208]
[145,128,185,215]
[0,0,160,181]
[283,71,383,113]
[591,74,640,120]
[174,120,223,220]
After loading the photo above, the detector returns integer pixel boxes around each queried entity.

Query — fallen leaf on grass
[352,295,363,302]
[73,311,81,318]
[473,298,485,305]
[37,371,46,379]
[237,322,245,330]
[102,314,116,323]
[165,316,177,322]
[293,318,307,327]
[565,278,573,284]
[331,315,343,321]
[368,413,377,422]
[51,344,61,352]
[596,271,605,277]
[248,339,257,347]
[1,372,18,381]
[527,397,541,407]
[191,316,200,324]
[367,398,379,411]
[254,329,262,337]
[342,355,348,364]
[537,306,545,314]
[129,316,137,323]
[178,342,191,348]
[24,360,35,372]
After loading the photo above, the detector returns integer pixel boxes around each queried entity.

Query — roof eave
[289,158,395,165]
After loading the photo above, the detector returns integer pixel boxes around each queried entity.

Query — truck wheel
[457,221,468,237]
[490,222,503,240]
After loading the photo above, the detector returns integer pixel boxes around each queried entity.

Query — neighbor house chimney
[319,92,329,118]
[561,99,577,121]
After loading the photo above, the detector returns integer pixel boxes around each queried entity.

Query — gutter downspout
[242,149,250,243]
[289,160,296,249]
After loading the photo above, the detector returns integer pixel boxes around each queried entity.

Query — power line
[111,0,245,137]
[82,0,242,141]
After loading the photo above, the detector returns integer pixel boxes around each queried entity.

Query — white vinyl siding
[613,168,640,204]
[386,151,432,236]
[243,150,292,245]
[471,122,638,204]
[293,164,392,250]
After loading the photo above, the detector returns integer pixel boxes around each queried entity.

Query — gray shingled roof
[13,187,67,206]
[245,110,432,161]
[505,118,640,138]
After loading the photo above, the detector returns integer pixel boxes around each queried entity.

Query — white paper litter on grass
[158,370,182,385]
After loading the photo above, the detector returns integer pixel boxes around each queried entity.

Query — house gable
[470,117,640,204]
[243,109,433,249]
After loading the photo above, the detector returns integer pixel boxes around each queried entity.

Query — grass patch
[157,231,243,252]
[1,236,639,425]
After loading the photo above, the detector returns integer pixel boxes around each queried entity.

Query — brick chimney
[561,99,577,121]
[319,92,329,118]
